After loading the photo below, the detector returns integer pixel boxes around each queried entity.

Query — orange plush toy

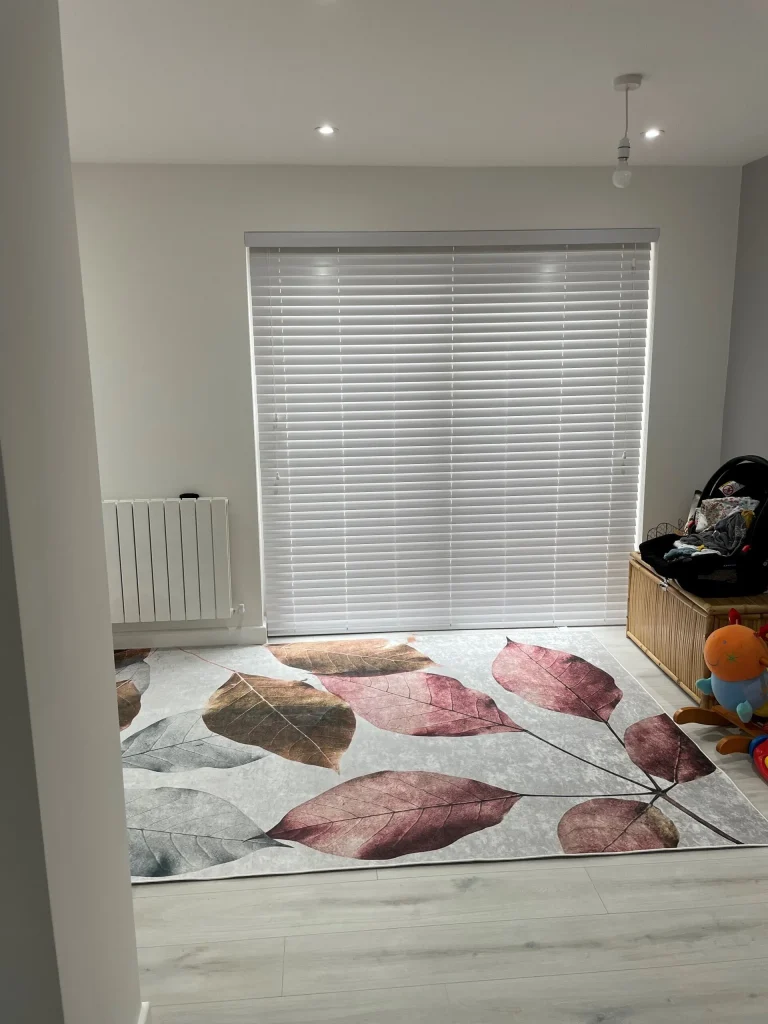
[697,609,768,722]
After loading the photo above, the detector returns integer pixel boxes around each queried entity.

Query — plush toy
[696,609,768,722]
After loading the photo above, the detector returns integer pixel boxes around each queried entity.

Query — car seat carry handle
[701,455,768,499]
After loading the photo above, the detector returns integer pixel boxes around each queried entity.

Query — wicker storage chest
[627,551,768,703]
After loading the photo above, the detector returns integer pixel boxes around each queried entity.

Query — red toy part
[749,737,768,782]
[729,608,742,625]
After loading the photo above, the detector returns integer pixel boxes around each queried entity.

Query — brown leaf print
[117,678,142,730]
[268,770,521,859]
[558,798,680,854]
[115,650,151,730]
[319,671,522,737]
[203,673,356,771]
[267,638,433,677]
[624,714,716,784]
[114,648,152,672]
[492,639,622,722]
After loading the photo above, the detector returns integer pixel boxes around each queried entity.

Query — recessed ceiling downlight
[643,127,664,139]
[315,124,337,135]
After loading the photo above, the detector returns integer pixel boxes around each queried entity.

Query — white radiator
[102,498,232,624]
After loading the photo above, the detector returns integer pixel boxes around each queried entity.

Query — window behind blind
[248,234,653,636]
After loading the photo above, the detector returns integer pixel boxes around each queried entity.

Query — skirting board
[137,1002,152,1024]
[113,624,267,649]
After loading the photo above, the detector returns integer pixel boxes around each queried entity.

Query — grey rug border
[132,843,768,887]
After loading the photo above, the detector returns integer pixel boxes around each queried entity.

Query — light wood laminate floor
[141,628,768,1022]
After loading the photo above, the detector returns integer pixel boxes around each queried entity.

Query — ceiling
[59,0,768,166]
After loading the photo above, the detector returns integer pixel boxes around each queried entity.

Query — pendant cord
[624,86,629,137]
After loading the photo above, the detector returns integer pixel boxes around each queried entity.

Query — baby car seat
[639,455,768,597]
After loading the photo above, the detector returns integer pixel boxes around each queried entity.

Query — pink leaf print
[624,714,716,784]
[492,639,622,721]
[558,798,680,853]
[268,770,521,859]
[318,671,522,737]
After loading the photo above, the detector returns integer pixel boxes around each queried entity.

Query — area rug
[116,629,768,882]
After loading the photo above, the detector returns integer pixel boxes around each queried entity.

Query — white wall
[722,154,768,460]
[73,164,741,637]
[0,447,66,1022]
[0,4,142,1023]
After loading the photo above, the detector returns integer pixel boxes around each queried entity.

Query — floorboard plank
[151,959,768,1023]
[282,903,768,994]
[151,984,449,1023]
[134,866,604,946]
[588,850,768,912]
[443,959,768,1023]
[138,937,284,1006]
[152,957,768,1022]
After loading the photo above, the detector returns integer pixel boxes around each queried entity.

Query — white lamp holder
[611,74,643,188]
[614,73,643,92]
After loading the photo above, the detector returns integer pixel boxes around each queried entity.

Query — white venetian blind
[249,235,652,636]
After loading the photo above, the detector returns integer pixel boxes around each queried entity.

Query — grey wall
[0,447,65,1024]
[74,163,741,634]
[0,3,142,1022]
[722,155,768,460]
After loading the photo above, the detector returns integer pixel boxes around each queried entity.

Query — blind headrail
[244,228,660,249]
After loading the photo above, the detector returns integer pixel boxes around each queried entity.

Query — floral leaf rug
[117,629,768,883]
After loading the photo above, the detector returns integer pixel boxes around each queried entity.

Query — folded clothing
[694,495,758,532]
[664,544,720,561]
[665,507,754,561]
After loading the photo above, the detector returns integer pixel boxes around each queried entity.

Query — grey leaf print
[122,711,271,772]
[126,787,283,877]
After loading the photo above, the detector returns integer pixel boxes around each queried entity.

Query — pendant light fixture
[612,73,642,188]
